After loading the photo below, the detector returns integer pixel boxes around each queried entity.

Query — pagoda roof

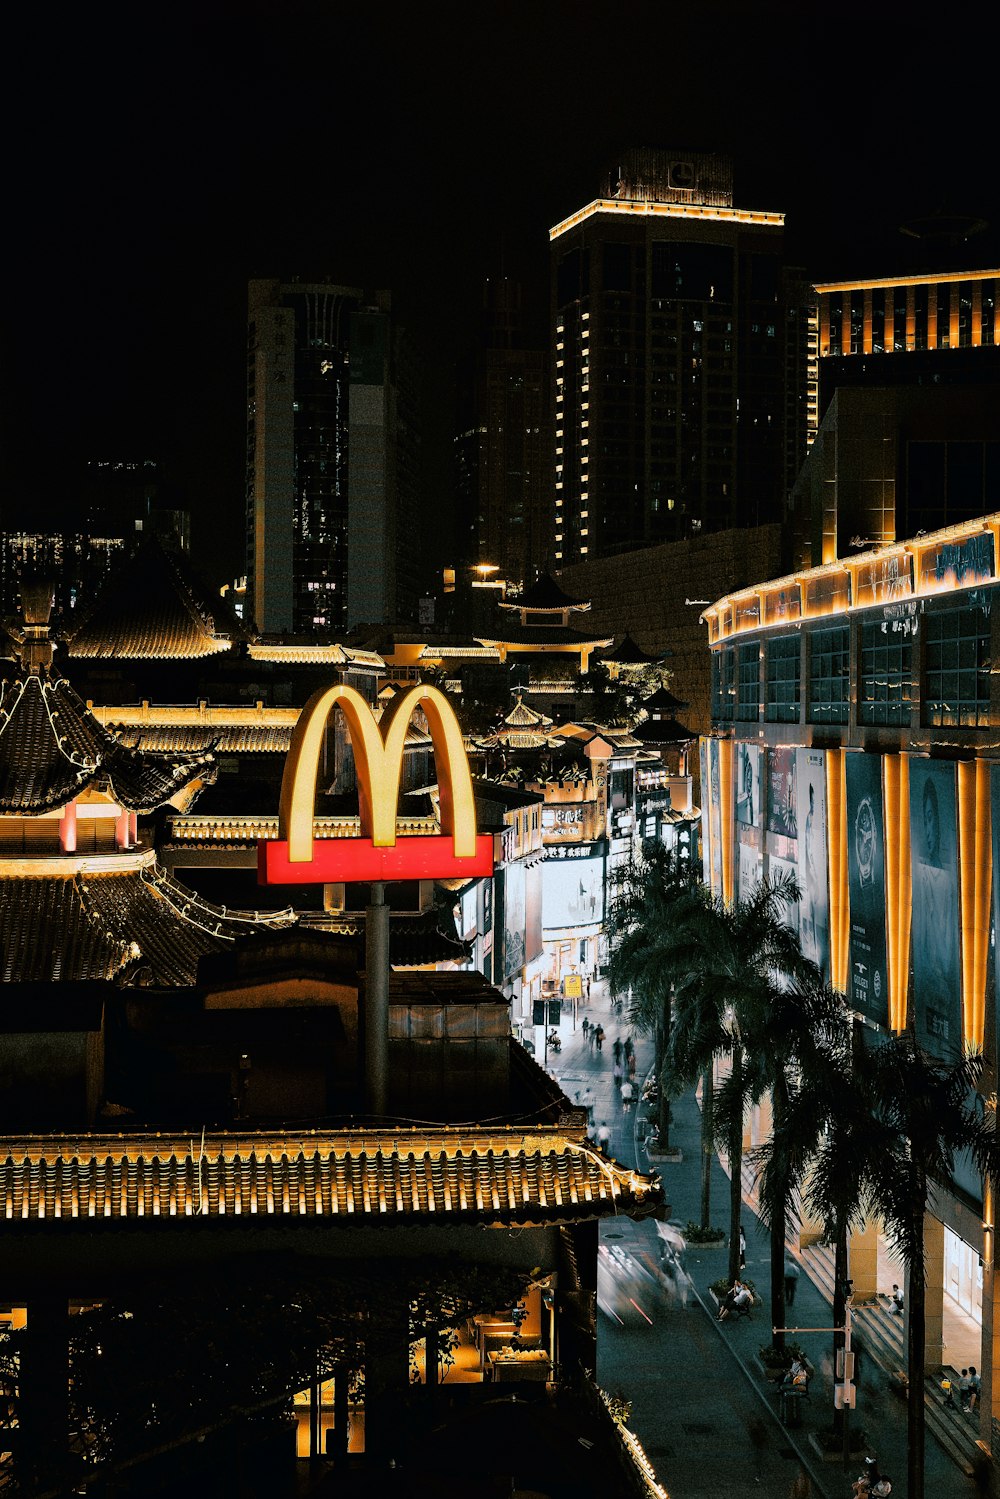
[0,856,295,986]
[630,716,695,745]
[505,695,553,729]
[0,670,216,814]
[641,684,691,713]
[475,626,612,648]
[601,632,660,663]
[299,908,470,966]
[499,574,590,613]
[64,535,247,660]
[0,1126,663,1230]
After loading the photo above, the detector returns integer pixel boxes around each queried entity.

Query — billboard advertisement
[737,839,762,900]
[768,853,799,934]
[735,742,762,827]
[796,748,830,979]
[502,860,526,979]
[909,759,961,1060]
[846,753,888,1027]
[525,861,543,965]
[699,738,711,884]
[767,747,798,839]
[542,854,605,930]
[709,738,723,897]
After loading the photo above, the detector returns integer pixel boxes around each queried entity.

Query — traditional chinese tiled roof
[0,856,295,985]
[641,685,691,713]
[0,1126,663,1230]
[600,632,659,663]
[114,724,293,754]
[630,717,694,746]
[0,670,216,814]
[499,575,590,613]
[505,695,553,729]
[246,642,384,668]
[63,536,245,660]
[475,626,612,648]
[299,908,470,966]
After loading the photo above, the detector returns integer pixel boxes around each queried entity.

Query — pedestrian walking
[783,1254,800,1305]
[968,1365,981,1412]
[627,1051,636,1079]
[621,1078,634,1113]
[596,1121,610,1154]
[581,1017,590,1043]
[738,1222,747,1271]
[594,1025,604,1051]
[613,1059,623,1089]
[624,1034,634,1064]
[579,1086,595,1124]
[585,976,591,999]
[613,1036,623,1065]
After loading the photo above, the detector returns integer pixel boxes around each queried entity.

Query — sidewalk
[546,984,978,1498]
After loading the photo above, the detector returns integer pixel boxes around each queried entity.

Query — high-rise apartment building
[455,279,550,590]
[246,280,421,635]
[549,149,817,565]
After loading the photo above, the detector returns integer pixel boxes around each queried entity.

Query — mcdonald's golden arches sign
[258,683,494,884]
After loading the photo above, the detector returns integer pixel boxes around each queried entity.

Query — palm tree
[750,970,849,1350]
[605,842,704,1154]
[783,1030,1000,1499]
[665,872,808,1284]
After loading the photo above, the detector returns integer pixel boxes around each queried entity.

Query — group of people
[717,1279,754,1321]
[852,1456,892,1498]
[943,1365,980,1413]
[580,1018,605,1052]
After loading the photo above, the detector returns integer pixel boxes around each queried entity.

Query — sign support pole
[366,881,390,1117]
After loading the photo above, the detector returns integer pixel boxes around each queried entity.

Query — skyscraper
[455,278,550,590]
[246,280,421,635]
[549,149,816,566]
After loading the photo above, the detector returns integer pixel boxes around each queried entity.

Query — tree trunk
[769,1075,788,1352]
[657,993,671,1148]
[700,1069,713,1230]
[728,1119,743,1285]
[832,1220,847,1440]
[907,1201,926,1499]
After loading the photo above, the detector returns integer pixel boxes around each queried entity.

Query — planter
[756,1356,787,1383]
[808,1432,870,1465]
[647,1148,683,1163]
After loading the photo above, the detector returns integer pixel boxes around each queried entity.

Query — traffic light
[533,1000,546,1027]
[548,999,562,1025]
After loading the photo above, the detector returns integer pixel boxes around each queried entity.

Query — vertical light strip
[719,737,735,907]
[883,754,911,1033]
[958,759,990,1049]
[826,748,849,994]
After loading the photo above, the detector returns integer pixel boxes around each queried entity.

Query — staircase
[799,1240,982,1477]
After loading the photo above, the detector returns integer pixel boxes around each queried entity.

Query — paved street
[548,982,977,1499]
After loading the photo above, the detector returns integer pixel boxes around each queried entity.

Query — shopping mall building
[700,510,1000,1416]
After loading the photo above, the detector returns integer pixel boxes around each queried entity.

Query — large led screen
[542,855,605,930]
[909,759,961,1060]
[846,753,888,1027]
[796,748,830,980]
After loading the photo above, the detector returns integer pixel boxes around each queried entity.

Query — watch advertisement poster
[735,742,761,827]
[845,752,888,1028]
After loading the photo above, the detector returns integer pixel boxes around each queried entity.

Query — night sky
[2,2,996,586]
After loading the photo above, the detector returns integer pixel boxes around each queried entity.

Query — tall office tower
[246,280,421,636]
[549,149,816,565]
[455,279,551,590]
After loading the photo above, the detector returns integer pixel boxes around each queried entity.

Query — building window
[808,624,850,725]
[765,634,801,723]
[922,601,992,727]
[859,617,913,726]
[736,643,760,722]
[711,648,735,721]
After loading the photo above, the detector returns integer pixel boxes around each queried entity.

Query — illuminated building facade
[549,148,817,564]
[246,280,421,636]
[701,511,1000,1440]
[816,267,1000,413]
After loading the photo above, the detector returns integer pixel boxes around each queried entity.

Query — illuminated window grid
[859,617,913,726]
[807,623,850,725]
[922,602,992,728]
[765,634,801,723]
[736,642,760,722]
[711,647,735,721]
